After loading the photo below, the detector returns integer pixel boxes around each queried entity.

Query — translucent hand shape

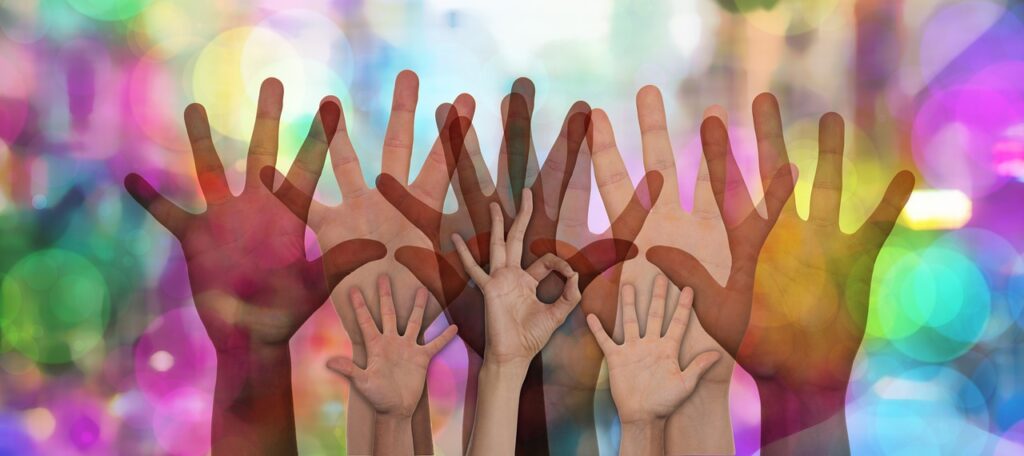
[124,78,386,353]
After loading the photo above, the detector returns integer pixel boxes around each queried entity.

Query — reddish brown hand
[124,79,384,455]
[125,79,384,352]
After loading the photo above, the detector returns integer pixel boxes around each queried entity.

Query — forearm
[411,385,434,455]
[760,412,849,456]
[516,355,551,455]
[467,361,529,456]
[212,345,296,455]
[757,381,849,455]
[374,414,414,456]
[618,419,666,456]
[543,385,598,455]
[665,381,734,454]
[346,343,375,455]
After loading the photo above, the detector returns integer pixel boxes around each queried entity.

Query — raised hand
[740,106,914,453]
[537,105,666,454]
[454,190,581,365]
[587,276,721,456]
[124,78,385,455]
[645,93,797,359]
[650,94,914,453]
[380,79,649,454]
[588,86,756,453]
[327,275,458,455]
[278,70,450,454]
[453,188,581,456]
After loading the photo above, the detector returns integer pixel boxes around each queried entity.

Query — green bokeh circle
[1,249,110,364]
[66,0,151,22]
[870,242,990,363]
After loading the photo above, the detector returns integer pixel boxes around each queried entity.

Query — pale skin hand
[327,275,458,456]
[451,189,582,456]
[590,87,735,453]
[587,276,721,456]
[303,70,448,454]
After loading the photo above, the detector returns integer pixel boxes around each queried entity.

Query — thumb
[326,356,365,385]
[679,351,722,394]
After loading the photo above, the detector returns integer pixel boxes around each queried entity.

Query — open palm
[125,78,384,353]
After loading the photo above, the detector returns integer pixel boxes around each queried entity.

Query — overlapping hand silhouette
[124,78,385,454]
[379,79,658,454]
[327,275,457,455]
[650,95,914,453]
[588,86,751,453]
[451,188,582,456]
[744,107,913,453]
[275,70,455,453]
[453,191,582,365]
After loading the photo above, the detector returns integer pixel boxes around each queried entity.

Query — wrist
[619,418,666,456]
[376,412,414,426]
[620,416,667,430]
[756,380,848,446]
[214,344,291,393]
[480,357,531,379]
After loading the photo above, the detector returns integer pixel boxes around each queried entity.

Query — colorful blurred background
[1,0,1023,454]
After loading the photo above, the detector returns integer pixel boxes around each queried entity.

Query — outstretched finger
[381,70,420,184]
[752,93,791,196]
[857,170,915,246]
[497,78,537,211]
[423,324,459,356]
[665,287,694,346]
[586,313,616,354]
[184,103,231,204]
[637,86,680,208]
[282,99,340,208]
[693,105,727,217]
[378,275,398,335]
[590,109,634,220]
[410,95,477,210]
[536,102,590,224]
[451,234,489,285]
[405,288,429,337]
[124,174,191,237]
[701,116,756,228]
[329,100,369,199]
[506,188,533,267]
[808,112,844,227]
[621,284,640,342]
[326,356,367,385]
[678,351,722,395]
[350,287,381,341]
[488,203,507,269]
[246,78,284,192]
[646,275,669,338]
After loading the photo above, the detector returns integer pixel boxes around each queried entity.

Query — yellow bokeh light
[23,407,56,441]
[737,0,843,36]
